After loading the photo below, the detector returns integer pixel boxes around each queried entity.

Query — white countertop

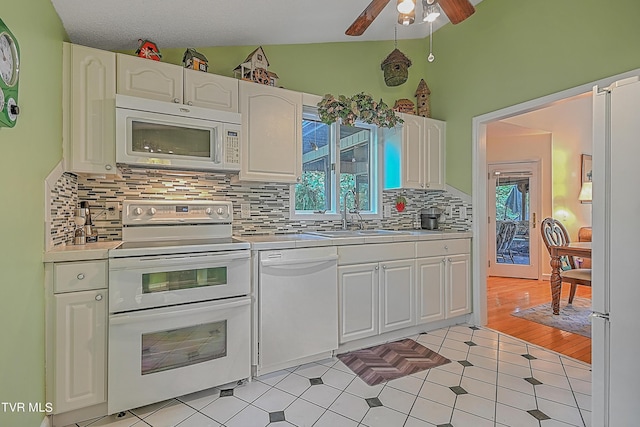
[236,229,472,250]
[44,241,122,262]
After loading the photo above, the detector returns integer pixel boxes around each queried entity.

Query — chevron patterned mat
[337,338,451,386]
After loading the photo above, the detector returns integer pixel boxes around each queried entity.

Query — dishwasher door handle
[260,255,338,268]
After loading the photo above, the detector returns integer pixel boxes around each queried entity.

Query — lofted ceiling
[50,0,483,51]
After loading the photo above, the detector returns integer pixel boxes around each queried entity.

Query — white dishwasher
[258,246,338,375]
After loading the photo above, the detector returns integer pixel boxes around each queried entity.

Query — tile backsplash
[49,167,472,246]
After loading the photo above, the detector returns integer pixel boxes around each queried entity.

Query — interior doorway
[488,161,540,279]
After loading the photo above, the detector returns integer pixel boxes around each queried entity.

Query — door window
[142,266,227,293]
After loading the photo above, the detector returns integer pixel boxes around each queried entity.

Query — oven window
[131,121,212,158]
[142,267,227,293]
[141,320,227,375]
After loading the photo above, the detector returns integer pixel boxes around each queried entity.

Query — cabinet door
[338,264,378,343]
[54,289,107,413]
[416,257,446,324]
[379,259,415,333]
[401,113,425,189]
[183,69,239,112]
[446,253,471,318]
[425,119,445,190]
[239,81,302,183]
[116,54,183,103]
[64,43,116,174]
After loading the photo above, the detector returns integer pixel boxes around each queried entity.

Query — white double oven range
[107,200,251,414]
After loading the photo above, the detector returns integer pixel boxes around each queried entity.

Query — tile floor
[66,325,592,427]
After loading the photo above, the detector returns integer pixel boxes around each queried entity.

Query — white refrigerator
[592,76,640,426]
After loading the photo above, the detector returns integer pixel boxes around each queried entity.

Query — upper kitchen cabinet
[239,81,302,183]
[116,54,238,112]
[63,43,116,174]
[383,113,445,190]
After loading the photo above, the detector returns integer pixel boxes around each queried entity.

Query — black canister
[421,207,443,230]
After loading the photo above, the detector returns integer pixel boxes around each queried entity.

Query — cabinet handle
[426,183,430,188]
[442,259,446,263]
[77,273,85,280]
[105,164,112,171]
[173,98,180,103]
[95,294,103,301]
[375,266,379,270]
[448,258,453,262]
[444,245,448,250]
[296,177,301,182]
[382,265,387,269]
[187,101,193,106]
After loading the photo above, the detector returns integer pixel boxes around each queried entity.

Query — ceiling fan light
[398,10,415,26]
[397,0,415,14]
[423,4,441,22]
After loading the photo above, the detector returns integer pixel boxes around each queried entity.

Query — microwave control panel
[225,130,240,167]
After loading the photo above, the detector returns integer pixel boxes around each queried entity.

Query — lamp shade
[578,181,592,202]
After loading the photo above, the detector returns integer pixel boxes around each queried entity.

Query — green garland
[317,92,403,128]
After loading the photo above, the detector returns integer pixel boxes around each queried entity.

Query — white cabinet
[416,239,471,324]
[239,81,302,183]
[45,260,108,419]
[63,43,116,174]
[338,243,415,343]
[383,113,445,190]
[116,54,239,112]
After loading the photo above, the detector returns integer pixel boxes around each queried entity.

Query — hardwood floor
[487,276,592,364]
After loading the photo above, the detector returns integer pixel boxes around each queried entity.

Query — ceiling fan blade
[345,0,392,36]
[438,0,475,24]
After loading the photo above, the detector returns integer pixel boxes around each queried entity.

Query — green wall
[0,1,66,426]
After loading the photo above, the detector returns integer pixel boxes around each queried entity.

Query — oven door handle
[110,251,250,269]
[109,297,250,325]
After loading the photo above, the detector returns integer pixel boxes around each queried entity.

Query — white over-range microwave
[116,94,241,171]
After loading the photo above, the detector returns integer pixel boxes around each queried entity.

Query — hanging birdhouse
[183,48,209,72]
[380,48,412,87]
[233,46,279,86]
[136,39,162,61]
[393,99,415,114]
[415,79,431,118]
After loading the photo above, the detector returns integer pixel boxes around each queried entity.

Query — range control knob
[205,207,213,215]
[148,208,157,216]
[133,207,143,216]
[217,207,225,215]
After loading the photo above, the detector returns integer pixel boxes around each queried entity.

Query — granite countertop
[44,241,122,262]
[236,229,472,250]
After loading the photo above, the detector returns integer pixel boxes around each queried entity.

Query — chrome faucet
[342,189,359,230]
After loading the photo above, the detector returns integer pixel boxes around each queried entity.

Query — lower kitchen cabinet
[338,257,415,344]
[416,256,446,323]
[447,253,471,317]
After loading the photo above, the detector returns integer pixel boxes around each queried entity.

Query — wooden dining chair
[540,218,592,303]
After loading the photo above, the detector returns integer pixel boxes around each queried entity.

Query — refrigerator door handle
[590,311,610,321]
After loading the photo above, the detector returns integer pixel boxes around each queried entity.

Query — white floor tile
[527,347,562,364]
[468,345,499,361]
[496,385,536,410]
[142,400,196,427]
[251,387,297,413]
[378,385,417,415]
[463,365,499,385]
[409,396,454,425]
[498,349,532,366]
[495,402,540,427]
[454,393,496,421]
[293,362,330,379]
[313,410,359,427]
[440,338,472,353]
[582,409,592,427]
[467,353,499,371]
[360,406,408,427]
[82,412,142,427]
[199,396,248,424]
[445,330,473,342]
[316,357,338,367]
[574,392,591,411]
[536,384,580,407]
[451,408,495,427]
[256,369,290,386]
[224,404,270,427]
[331,359,355,374]
[343,376,384,399]
[498,341,529,355]
[564,364,592,382]
[416,333,444,348]
[471,335,499,350]
[320,367,355,391]
[540,419,584,427]
[534,370,572,390]
[300,384,342,408]
[532,358,570,375]
[175,412,220,427]
[130,399,174,419]
[418,380,457,407]
[498,359,534,378]
[423,367,461,387]
[283,398,325,427]
[328,391,369,422]
[177,387,220,410]
[497,372,536,395]
[568,376,592,395]
[472,328,500,340]
[460,376,496,399]
[537,397,585,426]
[404,416,438,427]
[233,379,272,403]
[385,374,424,395]
[273,372,311,396]
[434,346,468,362]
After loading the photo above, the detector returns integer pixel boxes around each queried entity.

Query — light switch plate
[384,204,392,218]
[460,206,467,219]
[105,202,119,219]
[240,203,251,219]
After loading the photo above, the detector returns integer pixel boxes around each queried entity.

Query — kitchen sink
[308,229,412,238]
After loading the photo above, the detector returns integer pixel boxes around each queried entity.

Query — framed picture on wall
[580,154,592,204]
[581,154,592,184]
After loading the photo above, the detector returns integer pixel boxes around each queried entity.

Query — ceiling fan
[346,0,475,36]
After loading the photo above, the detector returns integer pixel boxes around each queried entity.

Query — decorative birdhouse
[135,39,162,61]
[183,48,208,72]
[233,46,278,86]
[415,79,431,118]
[380,48,412,87]
[393,99,415,114]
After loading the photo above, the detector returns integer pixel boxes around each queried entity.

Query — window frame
[290,109,382,222]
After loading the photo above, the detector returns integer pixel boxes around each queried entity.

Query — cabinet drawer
[338,242,414,265]
[416,239,470,258]
[54,261,107,293]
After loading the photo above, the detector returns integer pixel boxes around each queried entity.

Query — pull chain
[428,22,435,62]
[394,25,398,49]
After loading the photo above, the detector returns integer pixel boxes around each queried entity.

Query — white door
[446,253,471,318]
[338,263,378,343]
[401,113,425,189]
[488,161,540,279]
[379,259,415,333]
[116,53,183,103]
[416,256,446,323]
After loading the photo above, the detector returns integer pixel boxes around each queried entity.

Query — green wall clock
[0,17,20,127]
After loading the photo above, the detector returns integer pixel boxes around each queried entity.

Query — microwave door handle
[214,130,222,164]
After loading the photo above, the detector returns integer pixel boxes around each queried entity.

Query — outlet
[459,206,467,219]
[105,201,120,220]
[240,203,251,219]
[383,204,392,218]
[446,206,452,217]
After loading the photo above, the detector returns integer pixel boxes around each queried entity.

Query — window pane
[339,125,371,212]
[295,118,331,211]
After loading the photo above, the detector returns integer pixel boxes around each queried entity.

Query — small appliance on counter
[421,207,444,230]
[73,207,86,245]
[80,201,98,243]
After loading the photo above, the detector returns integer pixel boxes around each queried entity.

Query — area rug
[337,338,451,386]
[511,296,592,338]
